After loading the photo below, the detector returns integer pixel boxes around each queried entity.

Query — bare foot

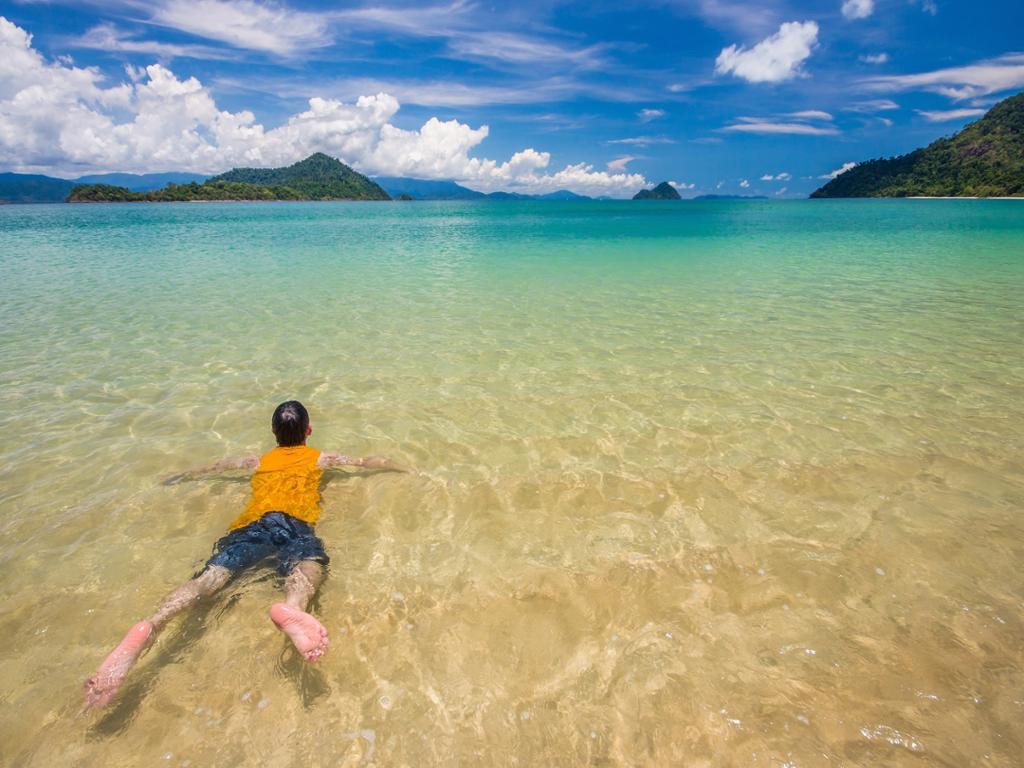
[84,620,154,708]
[269,603,329,662]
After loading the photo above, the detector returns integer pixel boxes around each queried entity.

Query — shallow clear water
[1,199,1022,766]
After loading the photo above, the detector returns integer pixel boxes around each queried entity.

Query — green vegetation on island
[67,153,391,203]
[210,153,390,199]
[633,182,681,200]
[811,91,1024,198]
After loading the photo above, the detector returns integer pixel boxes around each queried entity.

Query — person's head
[271,400,311,446]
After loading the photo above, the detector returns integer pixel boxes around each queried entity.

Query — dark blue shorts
[204,512,329,576]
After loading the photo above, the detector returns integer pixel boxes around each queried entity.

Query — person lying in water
[84,400,400,709]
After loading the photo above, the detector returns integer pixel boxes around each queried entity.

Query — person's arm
[318,452,403,472]
[162,455,259,485]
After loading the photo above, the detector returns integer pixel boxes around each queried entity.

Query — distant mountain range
[812,90,1024,198]
[0,173,75,204]
[0,161,597,203]
[372,177,484,200]
[372,177,591,201]
[0,171,209,203]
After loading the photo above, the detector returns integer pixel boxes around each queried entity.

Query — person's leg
[269,559,330,662]
[149,564,233,628]
[284,558,324,611]
[84,565,232,708]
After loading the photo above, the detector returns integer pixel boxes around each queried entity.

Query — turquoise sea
[1,200,1023,766]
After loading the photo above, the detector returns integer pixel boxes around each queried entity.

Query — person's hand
[359,456,403,471]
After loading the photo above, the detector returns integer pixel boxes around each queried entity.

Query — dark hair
[272,400,309,446]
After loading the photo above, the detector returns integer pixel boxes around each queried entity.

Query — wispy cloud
[721,116,839,135]
[760,171,791,181]
[722,121,839,135]
[330,1,472,38]
[916,108,986,121]
[606,136,677,146]
[859,52,889,64]
[669,0,785,37]
[715,21,819,83]
[788,110,832,120]
[147,0,333,55]
[216,74,640,108]
[68,22,233,60]
[446,32,610,70]
[607,155,636,171]
[846,98,899,112]
[332,3,608,72]
[101,0,612,74]
[638,108,666,122]
[911,0,938,15]
[863,53,1024,100]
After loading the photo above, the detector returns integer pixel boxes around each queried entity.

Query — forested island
[812,91,1024,198]
[68,153,391,202]
[633,182,682,200]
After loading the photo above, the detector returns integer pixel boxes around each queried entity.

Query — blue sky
[2,0,1023,196]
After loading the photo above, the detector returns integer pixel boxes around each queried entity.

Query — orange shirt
[227,445,323,530]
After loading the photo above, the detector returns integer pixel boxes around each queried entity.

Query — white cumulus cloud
[0,17,646,197]
[715,21,819,84]
[841,0,874,20]
[739,179,750,188]
[760,172,791,181]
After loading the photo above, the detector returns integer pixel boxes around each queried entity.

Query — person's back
[84,400,399,709]
[233,443,323,529]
